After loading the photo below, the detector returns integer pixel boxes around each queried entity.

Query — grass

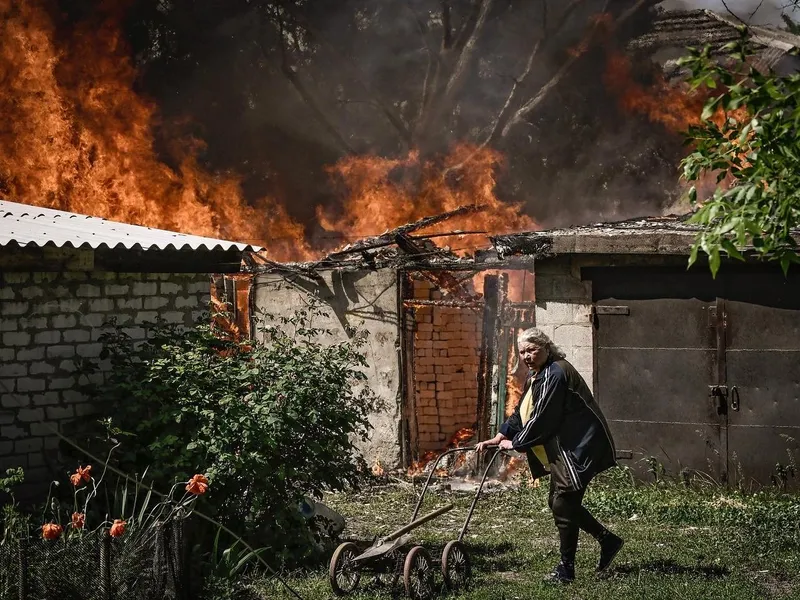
[240,468,800,600]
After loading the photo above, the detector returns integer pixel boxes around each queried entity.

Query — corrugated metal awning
[0,200,261,252]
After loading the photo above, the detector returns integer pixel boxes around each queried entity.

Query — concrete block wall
[412,279,481,451]
[532,258,594,391]
[0,271,210,491]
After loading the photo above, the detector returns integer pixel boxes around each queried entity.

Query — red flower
[70,465,92,487]
[109,519,126,538]
[185,474,209,495]
[71,512,85,529]
[42,523,63,540]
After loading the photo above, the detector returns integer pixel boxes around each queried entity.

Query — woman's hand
[475,434,504,452]
[498,439,514,450]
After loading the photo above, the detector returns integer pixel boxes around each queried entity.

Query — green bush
[79,300,379,560]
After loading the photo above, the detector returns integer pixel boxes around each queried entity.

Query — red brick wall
[411,278,482,451]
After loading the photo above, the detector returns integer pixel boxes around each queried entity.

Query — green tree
[680,34,800,276]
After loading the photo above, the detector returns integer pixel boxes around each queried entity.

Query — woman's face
[518,341,549,371]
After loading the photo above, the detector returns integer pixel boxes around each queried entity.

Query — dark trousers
[548,477,607,564]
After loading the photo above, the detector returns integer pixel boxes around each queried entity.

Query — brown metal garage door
[589,266,800,487]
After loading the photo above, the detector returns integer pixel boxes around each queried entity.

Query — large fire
[0,1,535,263]
[320,145,536,252]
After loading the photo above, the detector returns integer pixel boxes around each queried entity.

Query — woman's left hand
[499,439,514,450]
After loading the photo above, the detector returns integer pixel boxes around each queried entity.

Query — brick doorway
[400,269,534,467]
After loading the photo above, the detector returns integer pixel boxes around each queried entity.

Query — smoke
[660,0,796,25]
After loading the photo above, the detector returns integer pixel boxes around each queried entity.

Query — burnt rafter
[326,204,487,260]
[395,232,480,301]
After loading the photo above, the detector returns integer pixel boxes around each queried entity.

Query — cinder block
[76,284,101,298]
[31,392,60,406]
[163,312,187,324]
[75,344,103,358]
[46,406,74,420]
[1,425,26,439]
[21,316,48,329]
[89,299,114,312]
[0,364,26,377]
[46,346,75,359]
[187,281,211,294]
[63,329,91,343]
[15,438,42,453]
[17,408,44,422]
[132,282,158,296]
[160,282,183,295]
[3,302,29,316]
[0,287,15,300]
[63,272,88,281]
[16,347,44,361]
[144,297,170,310]
[52,314,78,328]
[17,378,45,392]
[1,394,28,408]
[553,324,592,349]
[120,327,146,340]
[4,273,30,284]
[0,319,18,332]
[105,284,130,296]
[58,299,84,313]
[48,377,76,390]
[34,331,60,344]
[117,298,143,310]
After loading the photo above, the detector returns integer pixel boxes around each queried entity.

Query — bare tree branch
[501,0,656,137]
[442,0,453,49]
[274,4,414,146]
[443,0,494,100]
[720,0,749,25]
[749,0,765,20]
[264,13,355,155]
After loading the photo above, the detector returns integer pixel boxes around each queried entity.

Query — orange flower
[109,519,126,538]
[71,512,85,529]
[185,474,209,495]
[42,523,63,540]
[70,465,92,487]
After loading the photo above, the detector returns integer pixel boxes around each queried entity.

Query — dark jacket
[500,357,616,491]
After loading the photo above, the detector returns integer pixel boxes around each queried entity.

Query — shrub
[79,299,379,560]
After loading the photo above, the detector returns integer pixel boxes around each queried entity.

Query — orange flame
[1,2,536,264]
[0,0,311,261]
[320,145,536,253]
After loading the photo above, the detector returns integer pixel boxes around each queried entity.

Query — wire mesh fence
[0,518,193,600]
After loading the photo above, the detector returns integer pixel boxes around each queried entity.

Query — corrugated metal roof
[631,9,800,54]
[0,200,261,252]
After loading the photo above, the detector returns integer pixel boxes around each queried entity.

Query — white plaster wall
[253,269,402,469]
[533,258,594,392]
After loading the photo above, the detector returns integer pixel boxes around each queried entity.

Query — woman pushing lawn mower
[476,327,624,584]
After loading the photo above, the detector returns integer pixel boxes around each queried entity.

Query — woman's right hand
[475,435,503,452]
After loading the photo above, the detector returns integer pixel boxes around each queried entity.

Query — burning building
[3,0,800,487]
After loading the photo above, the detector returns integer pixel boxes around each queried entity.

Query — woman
[476,327,623,583]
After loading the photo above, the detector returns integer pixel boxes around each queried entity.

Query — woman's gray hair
[516,327,566,360]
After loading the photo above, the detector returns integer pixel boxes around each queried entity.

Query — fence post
[99,533,111,600]
[17,538,26,600]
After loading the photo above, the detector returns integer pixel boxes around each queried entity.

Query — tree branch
[443,0,494,100]
[501,0,656,137]
[442,0,453,49]
[274,4,414,146]
[265,15,355,154]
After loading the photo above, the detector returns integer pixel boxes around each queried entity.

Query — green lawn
[248,469,800,600]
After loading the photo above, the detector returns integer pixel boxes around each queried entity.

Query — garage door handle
[730,386,740,411]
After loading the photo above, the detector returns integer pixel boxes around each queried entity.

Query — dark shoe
[544,561,575,584]
[596,532,624,572]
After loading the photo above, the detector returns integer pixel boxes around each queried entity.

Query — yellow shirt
[519,383,550,470]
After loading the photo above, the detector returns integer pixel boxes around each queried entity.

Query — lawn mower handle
[409,445,505,525]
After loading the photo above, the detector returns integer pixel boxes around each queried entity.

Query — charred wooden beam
[326,204,486,260]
